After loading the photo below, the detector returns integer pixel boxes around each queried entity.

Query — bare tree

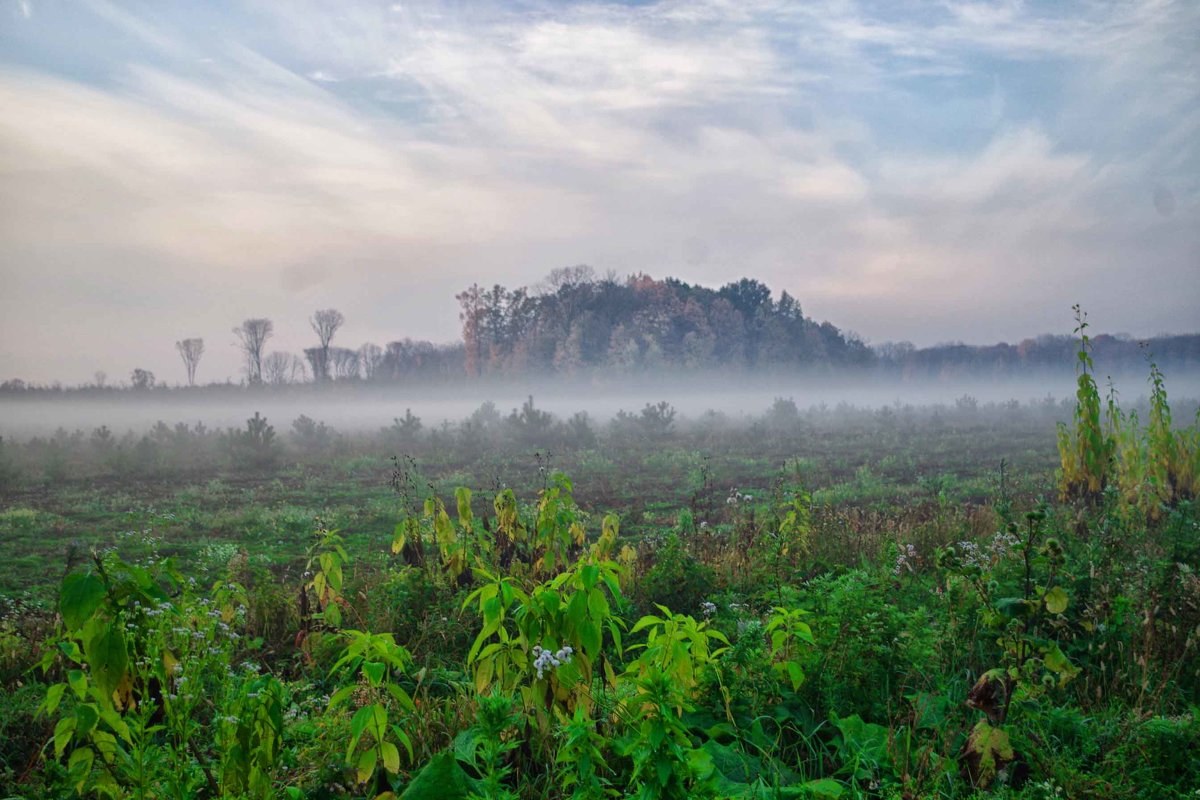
[233,319,273,384]
[329,347,360,380]
[262,351,295,385]
[289,354,308,383]
[93,371,107,389]
[309,309,345,382]
[539,264,595,294]
[359,342,383,381]
[303,347,326,384]
[175,338,205,386]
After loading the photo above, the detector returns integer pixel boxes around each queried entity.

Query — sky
[0,0,1197,385]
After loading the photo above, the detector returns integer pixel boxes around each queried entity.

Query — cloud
[0,0,1196,383]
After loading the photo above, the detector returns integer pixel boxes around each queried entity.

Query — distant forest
[2,267,1198,391]
[455,267,873,376]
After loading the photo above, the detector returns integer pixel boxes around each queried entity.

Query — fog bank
[4,370,1198,440]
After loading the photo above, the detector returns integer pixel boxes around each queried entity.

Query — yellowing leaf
[357,748,378,783]
[1044,586,1068,614]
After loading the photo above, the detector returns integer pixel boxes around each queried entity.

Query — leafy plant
[1056,306,1113,503]
[305,528,350,628]
[328,629,416,792]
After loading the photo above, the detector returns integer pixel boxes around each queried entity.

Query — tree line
[1,268,1198,391]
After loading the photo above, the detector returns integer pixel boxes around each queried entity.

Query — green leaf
[83,620,127,702]
[60,573,105,630]
[576,619,598,658]
[799,778,845,798]
[68,746,94,792]
[350,705,375,742]
[386,683,415,713]
[67,669,88,699]
[1042,644,1081,685]
[399,750,476,799]
[995,596,1034,619]
[324,602,343,628]
[1044,586,1069,614]
[91,729,119,761]
[380,740,401,774]
[580,564,599,592]
[97,706,131,744]
[785,661,805,692]
[328,685,355,710]
[42,683,66,716]
[58,640,84,664]
[74,703,100,738]
[567,591,588,628]
[965,720,1014,787]
[630,615,662,634]
[587,588,609,621]
[474,656,495,695]
[356,748,378,784]
[468,619,501,663]
[391,725,414,761]
[53,716,76,758]
[362,660,386,686]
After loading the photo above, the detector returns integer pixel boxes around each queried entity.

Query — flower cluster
[137,599,174,618]
[726,489,754,506]
[893,543,918,576]
[956,527,1022,570]
[700,601,717,618]
[956,540,984,569]
[989,528,1020,560]
[532,644,573,680]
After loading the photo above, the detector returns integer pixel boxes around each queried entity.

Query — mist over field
[1,370,1197,440]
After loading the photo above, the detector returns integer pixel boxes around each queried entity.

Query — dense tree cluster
[457,268,873,375]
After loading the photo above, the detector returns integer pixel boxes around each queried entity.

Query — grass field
[0,400,1060,597]
[1,382,1198,799]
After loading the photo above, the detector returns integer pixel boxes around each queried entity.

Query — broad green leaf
[386,683,415,713]
[1044,586,1069,614]
[53,716,76,757]
[475,656,495,695]
[60,573,105,630]
[580,620,601,657]
[1042,644,1080,685]
[799,778,845,798]
[328,685,355,710]
[362,660,385,686]
[350,705,375,742]
[74,703,100,738]
[965,721,1014,787]
[97,706,130,744]
[380,740,401,774]
[324,602,342,627]
[587,588,609,621]
[399,750,475,799]
[356,748,377,784]
[785,661,805,692]
[83,620,127,702]
[91,729,120,760]
[580,564,599,592]
[42,683,66,716]
[68,746,94,792]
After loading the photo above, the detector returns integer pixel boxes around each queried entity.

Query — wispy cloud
[0,0,1196,382]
